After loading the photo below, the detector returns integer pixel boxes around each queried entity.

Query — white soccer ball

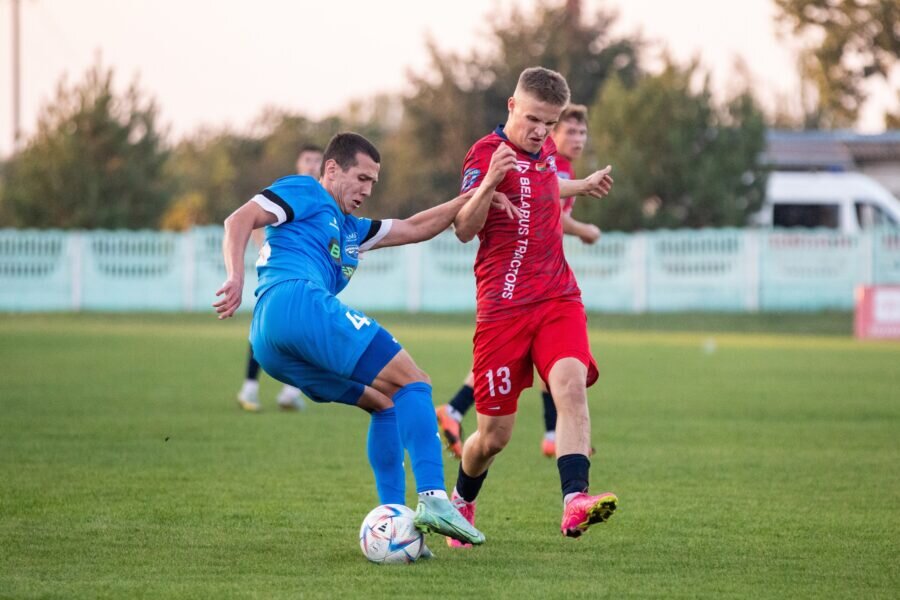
[359,504,424,564]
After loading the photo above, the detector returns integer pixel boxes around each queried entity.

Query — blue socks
[367,407,405,505]
[393,382,445,494]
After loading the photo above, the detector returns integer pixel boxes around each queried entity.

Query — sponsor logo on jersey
[346,231,358,241]
[515,160,530,174]
[501,175,533,301]
[341,265,356,279]
[329,239,341,263]
[462,167,481,192]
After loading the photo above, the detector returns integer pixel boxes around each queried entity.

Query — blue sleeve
[354,216,373,241]
[252,175,322,225]
[352,216,392,253]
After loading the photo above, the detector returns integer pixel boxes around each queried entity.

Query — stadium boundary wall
[2,227,899,313]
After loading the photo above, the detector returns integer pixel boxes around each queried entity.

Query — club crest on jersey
[328,239,341,263]
[536,156,556,172]
[345,243,360,258]
[462,168,481,192]
[515,160,530,173]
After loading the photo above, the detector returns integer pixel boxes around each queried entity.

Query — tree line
[0,0,895,232]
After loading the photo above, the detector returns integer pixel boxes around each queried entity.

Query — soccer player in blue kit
[213,133,513,546]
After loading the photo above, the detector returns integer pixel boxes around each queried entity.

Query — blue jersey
[251,175,392,298]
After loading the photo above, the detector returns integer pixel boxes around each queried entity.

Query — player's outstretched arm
[213,202,276,319]
[562,212,601,245]
[370,190,516,250]
[559,165,614,200]
[454,143,518,242]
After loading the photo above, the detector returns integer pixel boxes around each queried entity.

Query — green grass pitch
[1,312,898,598]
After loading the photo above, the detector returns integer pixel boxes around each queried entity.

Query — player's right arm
[453,143,518,242]
[214,202,277,320]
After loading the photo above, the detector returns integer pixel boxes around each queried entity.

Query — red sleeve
[460,141,496,193]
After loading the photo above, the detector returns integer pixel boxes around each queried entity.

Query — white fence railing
[2,227,898,313]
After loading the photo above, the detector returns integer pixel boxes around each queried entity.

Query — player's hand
[490,191,520,220]
[485,143,518,186]
[582,166,614,198]
[579,224,602,245]
[213,276,244,320]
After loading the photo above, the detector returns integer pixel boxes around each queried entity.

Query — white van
[755,172,900,233]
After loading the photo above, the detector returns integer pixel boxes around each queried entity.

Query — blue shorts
[249,279,402,405]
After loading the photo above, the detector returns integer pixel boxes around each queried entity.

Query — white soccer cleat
[276,385,306,411]
[236,388,261,412]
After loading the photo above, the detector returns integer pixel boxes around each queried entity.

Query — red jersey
[460,126,581,322]
[555,154,577,215]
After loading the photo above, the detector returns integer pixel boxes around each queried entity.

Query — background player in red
[447,67,617,544]
[436,104,601,459]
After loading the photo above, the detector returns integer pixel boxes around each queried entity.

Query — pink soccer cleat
[560,492,618,538]
[445,490,477,548]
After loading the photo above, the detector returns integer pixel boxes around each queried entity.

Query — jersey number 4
[345,311,372,330]
[485,367,512,397]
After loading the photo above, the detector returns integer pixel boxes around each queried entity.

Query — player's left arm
[558,165,614,199]
[367,190,516,250]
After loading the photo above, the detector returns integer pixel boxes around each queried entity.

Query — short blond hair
[556,104,588,128]
[516,67,570,107]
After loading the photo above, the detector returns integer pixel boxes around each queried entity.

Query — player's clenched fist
[582,165,614,198]
[485,143,518,187]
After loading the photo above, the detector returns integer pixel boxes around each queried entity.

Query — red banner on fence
[855,286,900,339]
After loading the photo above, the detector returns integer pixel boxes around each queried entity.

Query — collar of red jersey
[494,124,544,161]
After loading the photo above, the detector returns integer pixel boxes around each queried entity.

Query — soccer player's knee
[554,379,587,411]
[482,429,512,456]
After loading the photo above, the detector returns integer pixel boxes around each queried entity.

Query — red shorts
[472,299,599,416]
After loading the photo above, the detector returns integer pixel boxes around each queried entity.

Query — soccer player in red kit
[436,103,601,460]
[447,67,617,544]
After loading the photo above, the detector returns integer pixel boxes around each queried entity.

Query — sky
[0,0,897,157]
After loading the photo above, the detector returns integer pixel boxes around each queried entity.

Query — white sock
[563,492,580,506]
[241,380,259,395]
[447,406,463,422]
[544,431,556,442]
[419,489,449,501]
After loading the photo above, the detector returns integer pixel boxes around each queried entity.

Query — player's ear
[323,158,339,179]
[508,96,517,114]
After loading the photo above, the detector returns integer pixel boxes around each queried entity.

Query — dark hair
[322,133,380,173]
[298,144,323,156]
[517,67,570,107]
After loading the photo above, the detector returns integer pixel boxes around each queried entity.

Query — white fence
[2,227,899,312]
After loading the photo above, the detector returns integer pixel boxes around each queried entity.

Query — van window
[855,200,898,229]
[772,203,840,229]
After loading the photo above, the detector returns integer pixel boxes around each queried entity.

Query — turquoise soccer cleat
[414,495,485,546]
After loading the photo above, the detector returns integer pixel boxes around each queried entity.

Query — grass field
[1,312,898,599]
